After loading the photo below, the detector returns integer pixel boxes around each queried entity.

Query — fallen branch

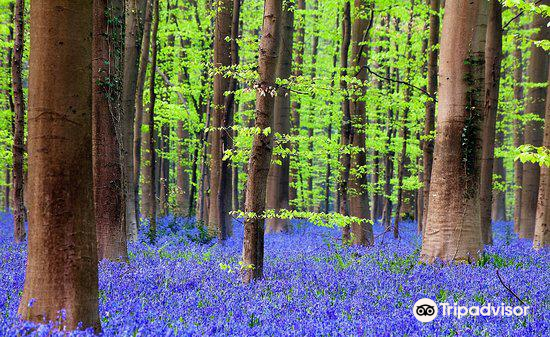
[496,269,528,306]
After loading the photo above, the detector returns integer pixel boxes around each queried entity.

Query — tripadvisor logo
[412,298,530,322]
[413,298,438,322]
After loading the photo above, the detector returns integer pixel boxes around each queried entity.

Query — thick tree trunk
[421,0,440,233]
[176,120,190,216]
[242,0,282,283]
[348,0,372,245]
[266,2,294,233]
[338,1,352,242]
[288,0,305,209]
[11,0,26,243]
[92,0,127,261]
[479,0,502,245]
[534,69,550,249]
[512,18,524,234]
[138,0,156,219]
[208,0,237,240]
[519,6,549,239]
[18,0,100,330]
[421,0,487,263]
[121,0,145,242]
[141,0,159,242]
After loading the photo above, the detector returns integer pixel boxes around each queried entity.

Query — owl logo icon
[413,298,438,322]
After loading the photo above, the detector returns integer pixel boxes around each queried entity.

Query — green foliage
[230,208,372,229]
[515,144,550,167]
[376,246,420,274]
[476,252,522,269]
[0,0,545,224]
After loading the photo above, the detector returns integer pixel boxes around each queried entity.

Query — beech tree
[288,0,305,209]
[209,0,235,240]
[242,0,282,283]
[266,1,294,233]
[18,0,100,330]
[479,0,503,245]
[135,0,154,222]
[142,0,160,242]
[347,0,373,245]
[339,0,351,240]
[534,69,550,249]
[421,0,487,263]
[92,0,128,261]
[11,0,25,243]
[512,15,524,234]
[121,0,146,242]
[519,6,549,239]
[420,0,439,233]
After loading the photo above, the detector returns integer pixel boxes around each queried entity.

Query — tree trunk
[381,74,396,231]
[306,0,319,212]
[141,0,159,242]
[288,0,305,209]
[4,170,10,213]
[159,123,170,216]
[370,38,384,222]
[338,1,352,242]
[196,103,211,224]
[176,120,190,216]
[421,0,487,263]
[18,0,100,330]
[519,5,549,239]
[394,0,415,239]
[381,15,396,232]
[534,69,550,249]
[266,1,294,233]
[479,0,502,245]
[134,0,153,222]
[242,0,282,284]
[512,17,524,234]
[208,0,237,240]
[324,36,339,214]
[421,0,440,233]
[2,4,14,215]
[347,0,372,245]
[121,0,146,242]
[325,121,333,213]
[92,0,127,261]
[11,0,26,243]
[492,122,506,222]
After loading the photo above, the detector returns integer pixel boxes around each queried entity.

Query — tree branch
[496,269,528,306]
[503,0,542,30]
[362,64,437,101]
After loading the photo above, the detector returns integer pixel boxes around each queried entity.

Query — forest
[0,0,548,335]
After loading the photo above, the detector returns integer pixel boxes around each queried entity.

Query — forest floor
[0,213,548,336]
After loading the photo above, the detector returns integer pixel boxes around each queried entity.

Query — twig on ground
[496,269,528,306]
